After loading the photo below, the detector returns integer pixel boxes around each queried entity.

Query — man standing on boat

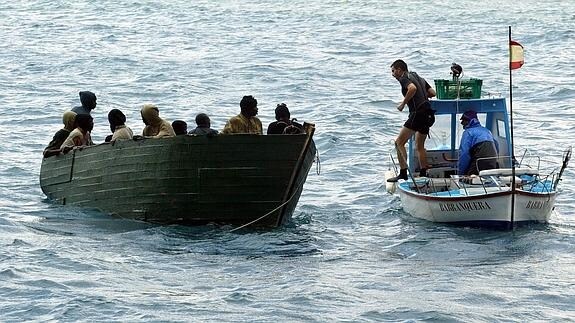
[387,60,436,182]
[458,110,498,175]
[221,95,262,134]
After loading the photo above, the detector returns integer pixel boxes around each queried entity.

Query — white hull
[398,184,555,227]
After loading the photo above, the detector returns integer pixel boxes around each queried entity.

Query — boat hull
[398,184,555,228]
[40,133,316,227]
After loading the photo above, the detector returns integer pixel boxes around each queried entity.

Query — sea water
[0,0,574,321]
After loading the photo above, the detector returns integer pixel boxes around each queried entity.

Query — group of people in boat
[43,92,304,158]
[386,59,499,181]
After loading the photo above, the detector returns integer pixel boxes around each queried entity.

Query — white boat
[386,96,572,229]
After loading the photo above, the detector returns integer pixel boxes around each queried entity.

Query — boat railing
[476,153,542,172]
[514,154,561,193]
[516,149,543,171]
[397,147,567,195]
[403,170,552,196]
[476,165,558,193]
[408,175,503,197]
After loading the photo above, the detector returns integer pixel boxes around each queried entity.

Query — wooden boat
[386,97,571,229]
[40,124,317,228]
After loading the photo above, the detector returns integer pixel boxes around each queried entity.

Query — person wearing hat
[72,91,97,115]
[43,111,77,158]
[140,104,176,138]
[458,110,499,175]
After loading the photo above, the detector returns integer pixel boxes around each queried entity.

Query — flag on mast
[510,40,524,70]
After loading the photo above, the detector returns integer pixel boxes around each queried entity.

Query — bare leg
[395,127,415,169]
[415,132,428,169]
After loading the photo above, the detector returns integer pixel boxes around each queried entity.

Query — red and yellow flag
[510,40,524,70]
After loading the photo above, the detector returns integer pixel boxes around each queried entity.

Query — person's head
[172,120,188,135]
[240,95,258,118]
[75,114,93,132]
[460,110,478,127]
[275,103,290,121]
[140,104,160,126]
[195,113,211,128]
[390,59,408,79]
[108,109,126,132]
[79,91,97,110]
[62,111,77,131]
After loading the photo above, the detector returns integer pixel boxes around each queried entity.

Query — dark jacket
[267,120,303,135]
[189,127,218,136]
[45,129,71,151]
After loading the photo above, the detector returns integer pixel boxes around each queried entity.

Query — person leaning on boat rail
[105,109,133,142]
[71,91,97,115]
[221,95,262,134]
[458,110,499,176]
[60,114,94,153]
[387,59,436,182]
[43,111,77,158]
[172,120,188,136]
[189,113,218,136]
[267,103,304,135]
[140,104,176,138]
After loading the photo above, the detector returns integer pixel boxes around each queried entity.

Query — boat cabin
[407,98,514,178]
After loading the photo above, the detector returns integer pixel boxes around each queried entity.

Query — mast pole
[509,26,516,229]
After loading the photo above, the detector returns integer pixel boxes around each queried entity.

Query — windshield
[426,113,487,151]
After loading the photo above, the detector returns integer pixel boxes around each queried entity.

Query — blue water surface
[0,0,574,321]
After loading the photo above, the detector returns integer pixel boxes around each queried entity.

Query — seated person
[43,111,77,158]
[140,104,176,138]
[105,109,133,142]
[221,95,262,134]
[189,113,218,136]
[60,114,94,153]
[458,110,499,175]
[172,120,188,136]
[267,103,304,134]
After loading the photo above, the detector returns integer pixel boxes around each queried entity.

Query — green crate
[434,79,483,99]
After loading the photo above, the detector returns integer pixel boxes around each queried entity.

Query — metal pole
[508,26,516,230]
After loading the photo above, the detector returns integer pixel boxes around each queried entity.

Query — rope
[229,175,306,233]
[109,172,306,231]
[394,141,420,193]
[389,153,398,174]
[315,150,321,175]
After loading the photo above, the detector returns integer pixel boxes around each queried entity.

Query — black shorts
[404,108,433,135]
